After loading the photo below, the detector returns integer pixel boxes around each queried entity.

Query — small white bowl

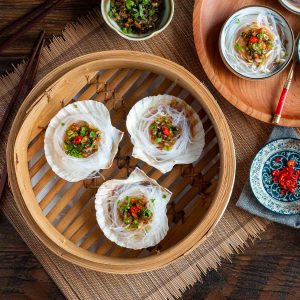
[279,0,300,15]
[219,5,295,80]
[101,0,174,41]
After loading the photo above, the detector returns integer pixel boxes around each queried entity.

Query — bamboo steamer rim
[7,51,236,274]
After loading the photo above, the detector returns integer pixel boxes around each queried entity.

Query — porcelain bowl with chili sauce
[101,0,174,41]
[219,6,294,80]
[250,138,300,215]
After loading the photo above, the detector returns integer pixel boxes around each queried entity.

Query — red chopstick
[0,0,62,54]
[272,60,297,124]
[0,31,45,202]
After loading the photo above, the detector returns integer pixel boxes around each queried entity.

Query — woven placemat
[0,1,272,299]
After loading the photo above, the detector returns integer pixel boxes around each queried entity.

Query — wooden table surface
[0,1,299,299]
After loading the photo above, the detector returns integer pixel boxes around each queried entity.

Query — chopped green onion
[90,131,96,138]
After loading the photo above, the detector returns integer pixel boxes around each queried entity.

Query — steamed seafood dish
[233,20,287,73]
[63,121,101,158]
[117,195,153,230]
[44,100,123,182]
[148,114,181,151]
[95,168,172,249]
[234,24,275,68]
[232,19,288,74]
[126,95,205,173]
[220,7,293,78]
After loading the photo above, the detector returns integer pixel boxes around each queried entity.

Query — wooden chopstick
[0,30,45,134]
[27,36,45,91]
[0,163,7,201]
[0,0,62,54]
[0,31,45,201]
[0,0,55,37]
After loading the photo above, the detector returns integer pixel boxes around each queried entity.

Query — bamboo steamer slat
[7,51,235,274]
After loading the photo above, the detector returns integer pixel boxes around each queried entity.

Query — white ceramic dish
[279,0,300,15]
[219,5,294,80]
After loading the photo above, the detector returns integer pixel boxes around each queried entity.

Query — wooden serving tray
[7,51,235,274]
[193,0,300,127]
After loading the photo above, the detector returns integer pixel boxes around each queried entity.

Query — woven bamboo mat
[0,1,272,299]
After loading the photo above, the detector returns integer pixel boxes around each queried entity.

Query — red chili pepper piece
[130,205,139,216]
[250,36,259,43]
[162,126,170,136]
[272,159,299,195]
[73,136,82,144]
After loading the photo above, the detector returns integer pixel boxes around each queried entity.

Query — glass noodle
[126,95,205,174]
[44,100,123,182]
[95,168,171,249]
[223,13,287,75]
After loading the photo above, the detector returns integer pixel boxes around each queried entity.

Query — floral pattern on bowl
[250,138,300,214]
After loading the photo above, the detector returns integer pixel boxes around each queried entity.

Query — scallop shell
[95,168,172,250]
[126,95,205,173]
[44,100,123,182]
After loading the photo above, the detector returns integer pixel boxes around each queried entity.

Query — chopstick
[0,30,45,133]
[0,31,45,202]
[0,163,7,201]
[272,60,297,124]
[272,33,299,125]
[0,0,55,37]
[0,0,62,54]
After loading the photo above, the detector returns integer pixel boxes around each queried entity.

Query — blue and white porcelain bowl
[219,5,294,80]
[250,138,300,215]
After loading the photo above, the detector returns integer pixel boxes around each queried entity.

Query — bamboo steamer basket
[7,51,236,274]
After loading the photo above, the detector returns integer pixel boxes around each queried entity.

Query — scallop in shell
[44,100,123,182]
[95,168,172,250]
[126,95,205,173]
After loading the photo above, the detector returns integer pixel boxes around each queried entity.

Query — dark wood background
[0,1,299,299]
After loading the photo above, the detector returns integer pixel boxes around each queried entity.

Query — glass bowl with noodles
[219,6,294,80]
